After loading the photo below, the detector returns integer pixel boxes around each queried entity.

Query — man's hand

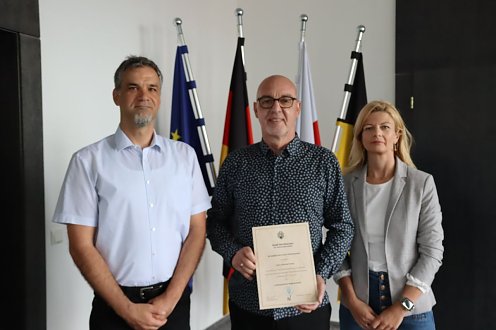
[295,275,326,313]
[232,247,256,280]
[122,301,167,330]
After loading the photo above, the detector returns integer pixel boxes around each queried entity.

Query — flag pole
[331,25,366,153]
[300,14,308,43]
[174,17,217,188]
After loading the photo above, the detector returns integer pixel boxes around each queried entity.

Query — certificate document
[252,222,318,310]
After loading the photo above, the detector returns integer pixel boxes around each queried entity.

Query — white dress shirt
[53,127,211,286]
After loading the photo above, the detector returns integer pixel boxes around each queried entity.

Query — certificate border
[252,222,318,309]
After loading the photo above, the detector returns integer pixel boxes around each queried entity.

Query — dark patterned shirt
[206,137,354,320]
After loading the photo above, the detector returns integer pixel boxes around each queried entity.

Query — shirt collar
[114,126,162,151]
[259,135,302,157]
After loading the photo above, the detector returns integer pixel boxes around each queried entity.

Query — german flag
[220,37,253,315]
[220,37,253,164]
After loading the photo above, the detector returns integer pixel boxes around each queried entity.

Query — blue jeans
[339,271,436,330]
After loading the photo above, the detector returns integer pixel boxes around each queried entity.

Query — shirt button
[379,274,385,281]
[380,295,387,301]
[146,180,150,184]
[151,227,156,232]
[150,203,154,208]
[380,285,386,291]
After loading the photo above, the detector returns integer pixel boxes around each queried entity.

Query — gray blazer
[337,158,444,315]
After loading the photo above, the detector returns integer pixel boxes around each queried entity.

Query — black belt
[120,280,169,302]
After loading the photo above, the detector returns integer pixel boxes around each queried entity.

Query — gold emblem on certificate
[252,222,318,309]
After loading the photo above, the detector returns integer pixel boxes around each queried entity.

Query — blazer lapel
[352,166,369,255]
[385,158,407,232]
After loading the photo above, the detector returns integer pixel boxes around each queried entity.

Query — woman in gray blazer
[334,100,444,330]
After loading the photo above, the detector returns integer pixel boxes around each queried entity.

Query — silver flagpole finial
[173,17,185,46]
[235,8,244,38]
[355,25,366,51]
[300,14,308,43]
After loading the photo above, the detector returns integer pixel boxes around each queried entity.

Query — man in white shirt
[53,55,211,330]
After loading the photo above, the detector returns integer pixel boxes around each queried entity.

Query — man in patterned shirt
[207,74,354,329]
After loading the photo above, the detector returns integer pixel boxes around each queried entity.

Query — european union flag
[170,45,214,195]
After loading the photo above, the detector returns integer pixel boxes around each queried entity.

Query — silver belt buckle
[139,285,154,299]
[139,283,163,299]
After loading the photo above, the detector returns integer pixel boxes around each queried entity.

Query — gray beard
[134,114,153,128]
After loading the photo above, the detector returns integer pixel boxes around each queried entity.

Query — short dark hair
[113,55,163,89]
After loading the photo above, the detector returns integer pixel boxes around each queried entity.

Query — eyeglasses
[257,96,297,109]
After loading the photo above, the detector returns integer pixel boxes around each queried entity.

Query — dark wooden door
[1,0,45,329]
[396,1,496,329]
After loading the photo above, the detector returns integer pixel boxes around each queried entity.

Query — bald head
[256,75,297,99]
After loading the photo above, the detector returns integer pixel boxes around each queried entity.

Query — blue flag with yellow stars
[170,45,214,196]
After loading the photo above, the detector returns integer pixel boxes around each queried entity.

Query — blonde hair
[345,100,415,174]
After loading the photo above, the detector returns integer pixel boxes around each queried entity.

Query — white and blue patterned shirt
[52,127,211,286]
[207,137,354,320]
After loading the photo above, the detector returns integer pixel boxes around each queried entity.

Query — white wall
[41,1,395,329]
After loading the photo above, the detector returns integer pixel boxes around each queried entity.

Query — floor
[205,315,340,330]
